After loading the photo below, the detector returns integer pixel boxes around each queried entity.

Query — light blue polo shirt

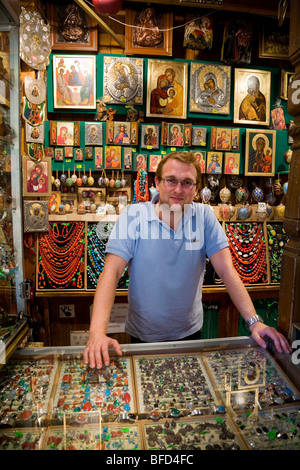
[105,196,229,342]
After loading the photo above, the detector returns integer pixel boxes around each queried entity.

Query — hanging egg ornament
[54,178,61,188]
[104,177,110,186]
[219,186,231,203]
[76,171,83,187]
[115,177,121,188]
[228,203,235,220]
[235,187,249,203]
[283,181,288,195]
[71,168,77,185]
[98,176,104,186]
[121,178,126,188]
[284,148,293,164]
[60,172,67,184]
[200,186,211,203]
[273,178,283,196]
[252,186,264,202]
[109,178,115,188]
[82,174,88,185]
[51,175,55,185]
[88,175,94,186]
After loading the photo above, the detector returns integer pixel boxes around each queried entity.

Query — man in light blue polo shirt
[84,151,291,369]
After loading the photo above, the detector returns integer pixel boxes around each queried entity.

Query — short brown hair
[156,151,202,184]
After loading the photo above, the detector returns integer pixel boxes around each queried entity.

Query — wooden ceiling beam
[124,0,287,18]
[73,0,125,49]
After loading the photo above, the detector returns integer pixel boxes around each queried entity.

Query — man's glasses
[162,177,197,190]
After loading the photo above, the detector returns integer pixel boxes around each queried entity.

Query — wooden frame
[123,148,133,170]
[161,122,185,147]
[48,3,98,51]
[53,54,96,110]
[245,129,276,176]
[149,154,162,172]
[234,68,271,126]
[125,8,173,56]
[146,60,188,120]
[280,70,295,101]
[189,63,231,115]
[134,153,148,171]
[23,200,49,232]
[259,19,289,60]
[95,147,104,170]
[25,122,44,144]
[23,155,52,197]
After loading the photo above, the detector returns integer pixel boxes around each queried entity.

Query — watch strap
[245,314,264,329]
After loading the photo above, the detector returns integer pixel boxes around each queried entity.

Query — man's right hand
[83,333,122,369]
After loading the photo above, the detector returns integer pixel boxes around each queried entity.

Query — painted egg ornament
[200,186,211,203]
[103,177,110,186]
[88,176,95,186]
[275,203,285,219]
[82,174,88,184]
[60,173,67,183]
[235,187,249,203]
[98,176,104,186]
[219,186,231,203]
[237,205,250,220]
[273,178,283,196]
[283,181,288,194]
[219,204,231,220]
[252,186,264,202]
[77,177,83,187]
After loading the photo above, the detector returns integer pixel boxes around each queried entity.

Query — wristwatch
[245,315,264,329]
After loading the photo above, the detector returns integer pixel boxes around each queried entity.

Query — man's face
[165,71,174,83]
[155,159,198,211]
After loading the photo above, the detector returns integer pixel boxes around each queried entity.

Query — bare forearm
[90,270,120,335]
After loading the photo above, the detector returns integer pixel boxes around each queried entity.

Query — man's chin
[169,202,184,213]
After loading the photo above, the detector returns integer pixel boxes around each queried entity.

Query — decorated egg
[60,173,67,183]
[121,178,126,188]
[66,177,73,187]
[219,186,231,203]
[51,175,55,185]
[237,205,250,220]
[115,178,121,188]
[98,176,104,186]
[283,182,288,194]
[103,177,110,186]
[275,203,285,219]
[219,204,231,220]
[284,148,293,164]
[77,177,83,187]
[266,203,273,219]
[54,178,61,188]
[235,187,249,203]
[88,176,95,186]
[82,174,88,184]
[109,178,115,188]
[71,173,77,184]
[252,186,264,202]
[273,178,283,196]
[200,186,211,203]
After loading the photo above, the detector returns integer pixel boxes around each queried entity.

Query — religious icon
[183,15,213,50]
[221,18,252,64]
[134,153,147,171]
[189,63,231,115]
[52,54,96,109]
[23,156,52,197]
[85,122,103,145]
[123,148,133,170]
[25,122,44,144]
[234,68,271,126]
[113,122,131,145]
[141,124,160,149]
[193,151,206,174]
[105,146,122,169]
[56,121,74,146]
[216,128,231,151]
[191,126,207,146]
[245,129,276,176]
[103,56,143,105]
[147,60,188,119]
[206,152,223,174]
[149,154,162,172]
[95,147,103,169]
[224,153,240,175]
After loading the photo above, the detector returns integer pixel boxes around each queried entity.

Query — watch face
[20,7,51,70]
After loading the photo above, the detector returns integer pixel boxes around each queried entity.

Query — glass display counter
[0,337,299,450]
